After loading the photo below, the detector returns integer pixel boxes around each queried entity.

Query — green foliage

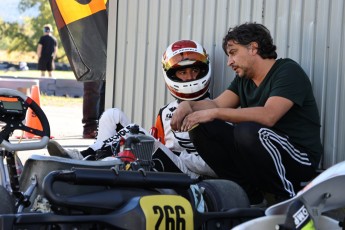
[0,19,33,52]
[0,19,15,49]
[0,0,68,63]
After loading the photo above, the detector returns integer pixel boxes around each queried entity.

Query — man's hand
[180,109,216,132]
[171,101,193,131]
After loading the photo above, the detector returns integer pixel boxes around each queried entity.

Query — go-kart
[0,88,264,229]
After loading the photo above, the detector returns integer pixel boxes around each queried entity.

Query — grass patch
[0,70,75,79]
[41,94,82,107]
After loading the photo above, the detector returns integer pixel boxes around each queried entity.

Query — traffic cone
[23,85,43,139]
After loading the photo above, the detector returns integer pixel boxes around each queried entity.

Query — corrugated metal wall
[106,0,345,169]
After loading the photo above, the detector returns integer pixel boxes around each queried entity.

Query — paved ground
[9,103,95,163]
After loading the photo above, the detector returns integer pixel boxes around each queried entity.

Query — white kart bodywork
[233,161,345,229]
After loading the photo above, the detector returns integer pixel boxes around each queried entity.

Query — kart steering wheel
[0,88,50,151]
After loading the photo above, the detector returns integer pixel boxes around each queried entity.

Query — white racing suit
[153,100,217,178]
[91,106,217,179]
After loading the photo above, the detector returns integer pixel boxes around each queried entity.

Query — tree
[0,0,67,63]
[0,19,21,50]
[0,19,34,53]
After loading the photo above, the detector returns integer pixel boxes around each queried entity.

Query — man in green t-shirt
[171,22,323,206]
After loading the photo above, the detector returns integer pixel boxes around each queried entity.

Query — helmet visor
[163,52,208,71]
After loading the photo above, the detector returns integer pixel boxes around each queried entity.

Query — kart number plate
[140,195,194,230]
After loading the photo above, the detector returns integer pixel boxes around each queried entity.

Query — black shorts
[38,57,54,71]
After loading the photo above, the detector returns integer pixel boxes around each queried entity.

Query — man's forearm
[189,100,218,111]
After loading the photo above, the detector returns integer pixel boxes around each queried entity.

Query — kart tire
[0,186,15,214]
[198,179,250,211]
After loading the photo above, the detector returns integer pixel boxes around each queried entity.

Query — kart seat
[20,154,121,188]
[18,154,121,211]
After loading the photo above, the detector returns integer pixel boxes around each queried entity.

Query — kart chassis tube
[47,167,198,188]
[43,168,199,208]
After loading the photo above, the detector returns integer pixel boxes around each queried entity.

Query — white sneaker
[47,140,84,160]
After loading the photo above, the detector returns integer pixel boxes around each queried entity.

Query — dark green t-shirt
[228,58,322,166]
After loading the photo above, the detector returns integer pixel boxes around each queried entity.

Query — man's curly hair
[222,22,277,59]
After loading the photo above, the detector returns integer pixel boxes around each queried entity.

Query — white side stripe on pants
[258,128,311,197]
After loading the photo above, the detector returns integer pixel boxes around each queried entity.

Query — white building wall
[106,0,345,169]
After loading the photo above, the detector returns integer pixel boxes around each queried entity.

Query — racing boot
[47,140,84,160]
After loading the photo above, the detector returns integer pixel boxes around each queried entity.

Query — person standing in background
[37,24,57,77]
[82,81,105,138]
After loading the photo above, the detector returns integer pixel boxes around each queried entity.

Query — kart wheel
[0,186,15,214]
[198,179,250,211]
